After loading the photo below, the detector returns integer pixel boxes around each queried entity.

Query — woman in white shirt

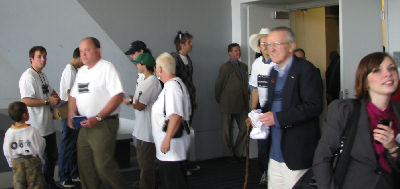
[152,52,192,189]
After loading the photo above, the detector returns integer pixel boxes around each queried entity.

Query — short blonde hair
[156,52,176,75]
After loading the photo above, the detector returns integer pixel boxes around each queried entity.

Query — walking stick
[243,118,251,189]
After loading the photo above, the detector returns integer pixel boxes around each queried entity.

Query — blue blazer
[264,55,323,170]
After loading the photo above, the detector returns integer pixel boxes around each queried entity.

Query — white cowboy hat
[248,28,270,53]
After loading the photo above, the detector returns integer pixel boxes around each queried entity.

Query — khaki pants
[12,156,44,189]
[268,158,308,189]
[221,111,247,157]
[77,118,128,189]
[136,139,156,189]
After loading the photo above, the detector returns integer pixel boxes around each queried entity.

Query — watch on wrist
[95,115,102,122]
[45,98,49,105]
[129,97,133,104]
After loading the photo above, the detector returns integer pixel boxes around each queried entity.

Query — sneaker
[258,171,267,185]
[71,177,80,182]
[188,164,201,172]
[60,179,77,188]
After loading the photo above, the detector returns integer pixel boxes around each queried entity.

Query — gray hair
[270,26,296,43]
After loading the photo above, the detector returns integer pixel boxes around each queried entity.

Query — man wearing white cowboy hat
[248,27,276,185]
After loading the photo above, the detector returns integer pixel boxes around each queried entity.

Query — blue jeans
[43,132,58,189]
[58,119,79,182]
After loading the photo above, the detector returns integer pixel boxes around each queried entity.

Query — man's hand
[80,116,99,128]
[161,137,171,154]
[259,112,275,126]
[67,114,76,130]
[48,95,60,106]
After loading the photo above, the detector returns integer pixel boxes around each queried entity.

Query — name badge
[78,83,90,93]
[257,75,271,88]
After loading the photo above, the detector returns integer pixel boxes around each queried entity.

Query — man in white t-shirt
[19,46,61,189]
[58,47,83,187]
[68,37,128,189]
[248,28,276,185]
[152,52,191,189]
[123,52,161,189]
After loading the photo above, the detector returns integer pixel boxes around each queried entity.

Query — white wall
[0,0,136,110]
[386,0,400,60]
[339,0,382,98]
[0,0,233,161]
[77,0,232,160]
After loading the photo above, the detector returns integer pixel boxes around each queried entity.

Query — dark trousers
[257,138,270,174]
[136,139,156,189]
[43,132,58,189]
[58,119,79,182]
[157,160,188,189]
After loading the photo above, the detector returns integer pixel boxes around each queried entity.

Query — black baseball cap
[124,40,147,55]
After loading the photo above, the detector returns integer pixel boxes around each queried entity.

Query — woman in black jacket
[313,52,400,189]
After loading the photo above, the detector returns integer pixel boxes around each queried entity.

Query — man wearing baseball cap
[124,53,161,189]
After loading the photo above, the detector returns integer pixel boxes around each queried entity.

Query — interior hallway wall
[77,0,232,160]
[0,0,136,110]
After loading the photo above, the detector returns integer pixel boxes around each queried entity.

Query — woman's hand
[373,122,397,150]
[161,137,171,154]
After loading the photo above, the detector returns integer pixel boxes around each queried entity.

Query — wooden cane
[243,117,251,189]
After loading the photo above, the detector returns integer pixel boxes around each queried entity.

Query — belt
[103,114,119,120]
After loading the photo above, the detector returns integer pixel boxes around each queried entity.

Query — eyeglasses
[260,42,290,48]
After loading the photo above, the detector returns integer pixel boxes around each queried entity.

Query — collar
[262,56,272,64]
[274,56,293,77]
[231,59,239,64]
[11,123,30,129]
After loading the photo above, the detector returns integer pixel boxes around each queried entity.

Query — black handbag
[293,99,361,189]
[162,80,190,138]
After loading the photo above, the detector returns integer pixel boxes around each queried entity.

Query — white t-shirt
[3,124,45,167]
[132,75,161,142]
[249,57,277,108]
[151,77,191,161]
[19,68,55,136]
[59,64,77,101]
[70,59,124,117]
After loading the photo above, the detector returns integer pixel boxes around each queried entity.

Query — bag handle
[334,99,361,187]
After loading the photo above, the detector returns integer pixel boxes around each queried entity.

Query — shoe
[60,179,77,188]
[258,171,267,185]
[186,170,192,176]
[71,177,80,182]
[188,164,201,172]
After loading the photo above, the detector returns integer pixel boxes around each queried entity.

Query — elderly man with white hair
[152,52,192,189]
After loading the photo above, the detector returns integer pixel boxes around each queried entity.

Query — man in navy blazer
[258,26,323,189]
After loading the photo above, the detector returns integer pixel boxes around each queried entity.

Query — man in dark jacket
[258,26,323,189]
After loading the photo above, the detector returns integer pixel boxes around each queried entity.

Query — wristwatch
[129,97,133,104]
[44,98,49,105]
[95,115,102,122]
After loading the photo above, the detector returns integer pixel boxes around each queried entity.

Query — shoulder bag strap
[334,99,361,187]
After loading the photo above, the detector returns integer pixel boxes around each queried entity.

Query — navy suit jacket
[265,55,323,170]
